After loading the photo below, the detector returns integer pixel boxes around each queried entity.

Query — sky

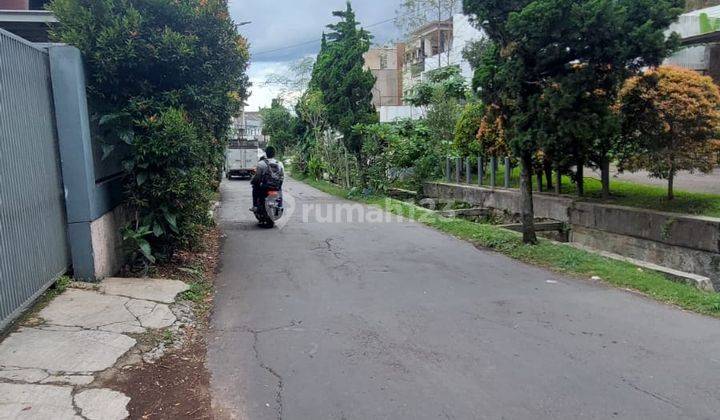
[228,0,404,111]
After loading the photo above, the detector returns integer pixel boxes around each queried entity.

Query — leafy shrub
[454,102,485,156]
[50,0,249,265]
[124,108,214,256]
[616,66,720,200]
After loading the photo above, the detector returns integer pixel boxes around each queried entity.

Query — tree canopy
[260,99,298,155]
[309,2,377,154]
[617,66,720,200]
[463,0,684,243]
[50,0,249,263]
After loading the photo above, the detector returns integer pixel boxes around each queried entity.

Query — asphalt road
[590,166,720,195]
[208,178,720,420]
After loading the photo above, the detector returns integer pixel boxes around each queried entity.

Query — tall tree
[260,98,297,154]
[617,66,720,200]
[464,0,683,242]
[310,2,377,154]
[462,0,541,244]
[536,0,683,198]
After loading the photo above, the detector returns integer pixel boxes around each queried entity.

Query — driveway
[208,178,720,420]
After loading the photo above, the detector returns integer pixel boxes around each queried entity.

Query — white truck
[226,140,263,179]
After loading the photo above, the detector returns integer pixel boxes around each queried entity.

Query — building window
[380,53,388,69]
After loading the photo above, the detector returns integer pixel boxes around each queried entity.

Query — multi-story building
[665,5,720,82]
[402,18,454,95]
[230,108,266,147]
[0,0,56,42]
[376,14,484,122]
[363,44,405,107]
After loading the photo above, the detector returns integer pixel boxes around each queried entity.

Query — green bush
[50,0,249,265]
[454,102,485,156]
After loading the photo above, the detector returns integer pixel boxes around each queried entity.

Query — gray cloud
[230,0,403,63]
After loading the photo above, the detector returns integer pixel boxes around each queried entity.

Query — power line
[252,17,396,57]
[251,5,446,57]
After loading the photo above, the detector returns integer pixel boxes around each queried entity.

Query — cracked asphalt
[208,178,720,420]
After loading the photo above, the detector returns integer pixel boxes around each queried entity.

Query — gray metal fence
[0,30,70,329]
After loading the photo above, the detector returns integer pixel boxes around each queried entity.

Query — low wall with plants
[425,182,720,289]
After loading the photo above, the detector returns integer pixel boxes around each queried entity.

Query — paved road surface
[208,178,720,420]
[590,166,720,195]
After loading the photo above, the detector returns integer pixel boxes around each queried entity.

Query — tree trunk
[576,158,584,197]
[537,171,543,192]
[519,152,538,244]
[600,157,611,199]
[668,172,675,201]
[555,163,561,195]
[544,160,553,191]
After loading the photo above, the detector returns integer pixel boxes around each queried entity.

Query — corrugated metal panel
[665,45,708,70]
[0,29,70,329]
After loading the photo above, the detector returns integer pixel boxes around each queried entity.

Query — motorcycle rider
[250,146,285,212]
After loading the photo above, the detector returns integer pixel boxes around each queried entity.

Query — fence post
[504,157,511,188]
[555,167,562,194]
[465,158,471,184]
[537,171,543,192]
[455,157,461,183]
[478,156,484,187]
[490,156,496,188]
[445,158,451,182]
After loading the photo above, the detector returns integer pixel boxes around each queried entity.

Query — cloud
[231,0,404,110]
[230,0,403,63]
[245,62,284,111]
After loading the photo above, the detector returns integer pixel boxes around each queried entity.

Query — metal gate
[0,30,70,329]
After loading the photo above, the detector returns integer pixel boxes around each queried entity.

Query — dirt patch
[106,226,222,419]
[112,327,212,419]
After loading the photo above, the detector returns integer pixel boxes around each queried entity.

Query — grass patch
[182,280,212,303]
[441,166,720,218]
[296,175,720,317]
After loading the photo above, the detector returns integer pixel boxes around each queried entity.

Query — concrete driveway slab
[0,328,135,373]
[0,383,78,419]
[100,277,190,303]
[75,388,130,420]
[39,289,143,333]
[38,288,176,333]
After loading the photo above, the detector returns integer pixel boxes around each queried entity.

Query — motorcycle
[253,188,284,228]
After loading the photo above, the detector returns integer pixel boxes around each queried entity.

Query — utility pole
[437,1,442,69]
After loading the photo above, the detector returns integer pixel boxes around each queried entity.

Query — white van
[226,140,263,179]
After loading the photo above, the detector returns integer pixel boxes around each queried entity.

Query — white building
[380,13,484,123]
[230,108,266,146]
[420,14,483,84]
[665,6,720,80]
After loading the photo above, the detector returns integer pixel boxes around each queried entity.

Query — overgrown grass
[178,264,213,308]
[296,175,720,317]
[439,166,720,218]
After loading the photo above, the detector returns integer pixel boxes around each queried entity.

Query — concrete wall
[364,45,404,107]
[90,206,127,279]
[50,45,126,281]
[424,182,573,222]
[424,182,720,288]
[378,105,427,122]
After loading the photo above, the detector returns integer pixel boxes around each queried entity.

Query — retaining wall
[424,182,720,289]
